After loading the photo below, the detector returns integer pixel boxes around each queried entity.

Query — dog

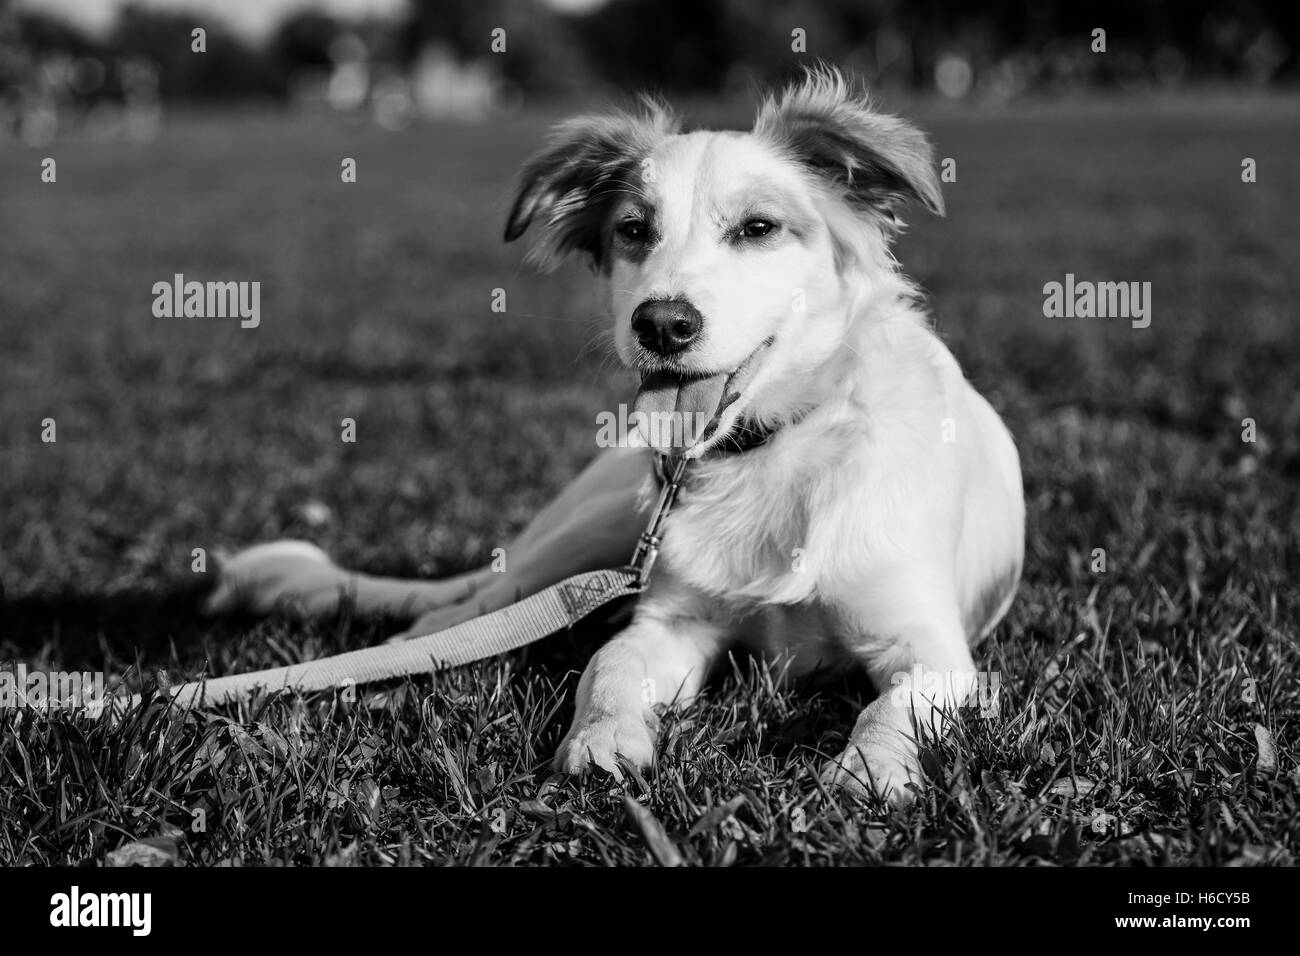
[206,67,1025,804]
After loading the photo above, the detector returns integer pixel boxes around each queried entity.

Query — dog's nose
[631,299,703,356]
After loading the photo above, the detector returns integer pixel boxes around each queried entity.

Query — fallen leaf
[106,840,177,867]
[1086,811,1118,832]
[1253,724,1278,775]
[348,776,382,828]
[1048,776,1098,798]
[296,500,332,527]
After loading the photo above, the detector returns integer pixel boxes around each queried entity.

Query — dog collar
[710,419,780,456]
[650,418,779,487]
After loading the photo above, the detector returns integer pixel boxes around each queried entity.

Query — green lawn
[0,93,1297,865]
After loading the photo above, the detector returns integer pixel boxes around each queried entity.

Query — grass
[1,92,1298,866]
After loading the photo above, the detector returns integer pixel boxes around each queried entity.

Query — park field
[0,92,1297,865]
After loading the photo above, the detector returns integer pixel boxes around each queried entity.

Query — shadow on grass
[1,581,238,668]
[1,581,638,681]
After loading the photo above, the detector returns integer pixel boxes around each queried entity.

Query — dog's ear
[754,66,944,221]
[504,99,678,270]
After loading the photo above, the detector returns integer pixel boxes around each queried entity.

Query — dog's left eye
[616,220,649,243]
[739,219,777,239]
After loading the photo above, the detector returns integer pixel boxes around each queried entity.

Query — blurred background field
[0,0,1298,865]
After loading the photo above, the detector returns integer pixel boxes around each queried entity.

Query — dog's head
[505,67,943,455]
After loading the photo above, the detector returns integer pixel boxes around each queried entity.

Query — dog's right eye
[740,219,777,239]
[616,220,648,243]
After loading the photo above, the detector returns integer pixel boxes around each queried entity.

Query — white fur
[209,69,1025,805]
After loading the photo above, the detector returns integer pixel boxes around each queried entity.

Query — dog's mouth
[631,337,774,456]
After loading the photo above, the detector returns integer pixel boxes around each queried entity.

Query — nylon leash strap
[123,455,691,713]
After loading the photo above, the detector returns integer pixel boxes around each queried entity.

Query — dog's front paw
[202,540,352,618]
[820,696,924,807]
[820,742,921,807]
[554,713,657,778]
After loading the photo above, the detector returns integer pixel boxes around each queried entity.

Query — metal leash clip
[629,454,690,590]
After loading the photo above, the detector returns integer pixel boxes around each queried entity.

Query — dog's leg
[201,540,498,620]
[389,446,652,638]
[553,581,727,775]
[206,447,653,625]
[821,572,975,806]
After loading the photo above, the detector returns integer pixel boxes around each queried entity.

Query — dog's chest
[657,454,815,603]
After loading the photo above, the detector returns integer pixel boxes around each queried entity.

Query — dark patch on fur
[504,99,678,271]
[754,65,945,222]
[606,204,659,267]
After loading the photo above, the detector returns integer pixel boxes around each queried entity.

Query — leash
[106,456,693,714]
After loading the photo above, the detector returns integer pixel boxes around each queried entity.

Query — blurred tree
[401,0,599,93]
[2,0,1295,108]
[112,3,279,101]
[270,10,339,73]
[570,0,739,92]
[13,8,99,57]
